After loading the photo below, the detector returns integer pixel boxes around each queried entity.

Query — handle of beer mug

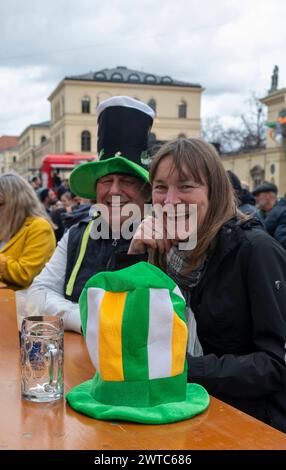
[47,344,59,387]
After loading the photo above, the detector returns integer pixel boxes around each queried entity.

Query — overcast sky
[1,0,286,136]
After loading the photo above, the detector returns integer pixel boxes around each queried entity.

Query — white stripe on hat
[86,287,106,372]
[148,288,173,379]
[97,96,155,120]
[173,285,185,301]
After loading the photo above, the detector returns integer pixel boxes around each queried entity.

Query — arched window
[148,99,156,113]
[128,73,140,83]
[160,76,173,85]
[94,72,107,81]
[144,74,157,84]
[82,96,90,114]
[111,72,124,81]
[41,135,47,144]
[178,100,187,118]
[81,131,91,151]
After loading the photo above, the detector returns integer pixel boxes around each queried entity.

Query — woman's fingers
[128,217,156,254]
[128,214,175,255]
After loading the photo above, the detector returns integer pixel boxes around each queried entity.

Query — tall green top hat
[69,96,154,199]
[66,262,209,424]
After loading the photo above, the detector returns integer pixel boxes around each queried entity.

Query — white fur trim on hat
[97,96,155,120]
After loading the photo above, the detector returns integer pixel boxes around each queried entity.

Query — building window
[81,131,91,151]
[160,75,173,85]
[128,73,140,83]
[54,102,60,121]
[148,99,156,113]
[82,96,90,114]
[144,74,157,84]
[41,135,47,144]
[55,135,61,153]
[178,100,187,118]
[12,155,17,163]
[148,132,157,147]
[94,72,107,80]
[111,72,124,81]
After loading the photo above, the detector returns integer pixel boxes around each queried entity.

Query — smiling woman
[0,173,56,288]
[129,137,286,433]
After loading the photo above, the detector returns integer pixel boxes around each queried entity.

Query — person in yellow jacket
[0,173,56,288]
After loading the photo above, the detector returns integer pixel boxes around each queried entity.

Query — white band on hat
[97,96,155,120]
[148,288,173,379]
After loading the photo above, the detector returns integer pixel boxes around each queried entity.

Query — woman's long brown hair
[149,138,236,273]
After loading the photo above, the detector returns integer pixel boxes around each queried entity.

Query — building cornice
[260,88,286,105]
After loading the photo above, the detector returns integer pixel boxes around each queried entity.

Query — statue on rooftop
[270,65,279,92]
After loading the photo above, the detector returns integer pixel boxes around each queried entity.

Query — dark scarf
[166,245,212,306]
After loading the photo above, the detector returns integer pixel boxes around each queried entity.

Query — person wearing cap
[253,181,286,249]
[129,138,286,433]
[29,96,154,333]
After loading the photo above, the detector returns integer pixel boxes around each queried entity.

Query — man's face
[96,173,148,226]
[48,190,57,205]
[32,178,41,189]
[255,191,276,212]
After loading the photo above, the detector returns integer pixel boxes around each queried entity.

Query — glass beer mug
[21,316,64,402]
[16,289,47,336]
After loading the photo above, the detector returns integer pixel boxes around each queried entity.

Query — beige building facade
[0,146,19,174]
[17,122,50,178]
[17,66,204,176]
[0,136,19,175]
[48,67,203,155]
[221,87,286,196]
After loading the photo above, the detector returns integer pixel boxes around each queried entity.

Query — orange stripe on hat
[99,291,127,381]
[171,313,188,377]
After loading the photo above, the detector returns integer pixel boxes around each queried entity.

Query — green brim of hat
[69,156,149,199]
[66,381,209,425]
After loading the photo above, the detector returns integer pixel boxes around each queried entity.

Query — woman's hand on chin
[128,216,173,255]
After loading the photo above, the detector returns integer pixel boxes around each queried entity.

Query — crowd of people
[1,95,286,433]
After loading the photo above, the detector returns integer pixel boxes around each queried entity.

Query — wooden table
[1,289,286,450]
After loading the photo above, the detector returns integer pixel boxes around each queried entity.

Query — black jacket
[264,198,286,250]
[64,219,147,302]
[187,219,286,432]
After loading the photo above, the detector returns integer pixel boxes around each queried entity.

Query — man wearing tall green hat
[29,96,154,333]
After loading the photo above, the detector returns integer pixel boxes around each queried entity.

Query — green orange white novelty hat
[66,262,209,424]
[69,96,154,199]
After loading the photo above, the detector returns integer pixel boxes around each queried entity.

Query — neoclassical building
[222,87,286,196]
[48,66,203,153]
[17,66,204,176]
[17,121,50,177]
